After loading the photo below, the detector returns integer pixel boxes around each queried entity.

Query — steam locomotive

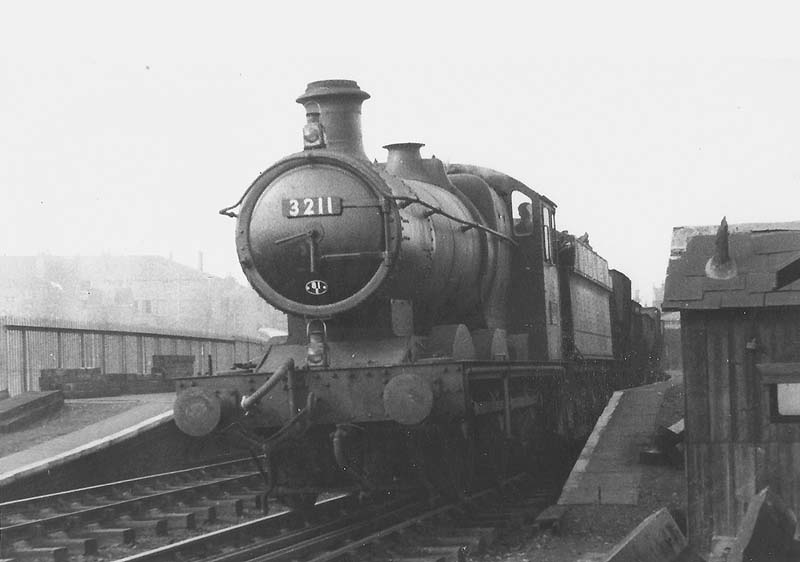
[173,80,659,507]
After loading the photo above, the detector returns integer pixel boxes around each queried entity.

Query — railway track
[289,476,559,562]
[0,457,347,562]
[1,467,559,562]
[111,473,554,562]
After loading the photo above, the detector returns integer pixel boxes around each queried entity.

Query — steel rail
[1,457,257,511]
[128,474,528,562]
[2,471,262,540]
[1,458,264,541]
[302,473,528,562]
[241,501,427,562]
[114,493,397,562]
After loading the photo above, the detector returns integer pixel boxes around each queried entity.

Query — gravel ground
[0,400,138,459]
[477,372,686,561]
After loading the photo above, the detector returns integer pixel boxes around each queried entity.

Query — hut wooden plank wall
[0,316,269,397]
[662,220,800,551]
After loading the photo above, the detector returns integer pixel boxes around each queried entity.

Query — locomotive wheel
[277,491,318,513]
[440,424,476,499]
[475,416,510,484]
[511,405,538,473]
[407,424,476,500]
[274,472,319,514]
[424,425,474,500]
[270,432,331,516]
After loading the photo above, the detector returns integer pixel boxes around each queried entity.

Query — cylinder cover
[382,373,434,425]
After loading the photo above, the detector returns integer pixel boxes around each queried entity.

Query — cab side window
[542,205,555,263]
[512,191,534,236]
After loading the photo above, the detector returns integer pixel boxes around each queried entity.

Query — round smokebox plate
[382,373,434,425]
[174,387,222,437]
[235,151,401,318]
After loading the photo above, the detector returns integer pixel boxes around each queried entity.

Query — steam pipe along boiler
[172,79,649,509]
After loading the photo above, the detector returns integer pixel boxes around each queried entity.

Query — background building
[0,255,286,337]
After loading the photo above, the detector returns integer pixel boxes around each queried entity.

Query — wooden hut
[662,219,800,551]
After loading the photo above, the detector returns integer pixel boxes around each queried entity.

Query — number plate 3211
[282,196,343,218]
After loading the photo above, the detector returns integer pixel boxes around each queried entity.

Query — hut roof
[662,221,800,310]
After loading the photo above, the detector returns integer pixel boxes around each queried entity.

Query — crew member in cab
[515,202,534,235]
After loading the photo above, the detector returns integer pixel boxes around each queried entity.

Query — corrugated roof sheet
[662,221,800,310]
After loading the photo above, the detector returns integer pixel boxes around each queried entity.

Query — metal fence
[0,316,268,396]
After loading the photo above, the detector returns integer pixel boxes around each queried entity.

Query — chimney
[705,216,737,280]
[296,80,370,160]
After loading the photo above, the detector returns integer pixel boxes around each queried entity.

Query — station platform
[0,393,174,489]
[558,377,676,506]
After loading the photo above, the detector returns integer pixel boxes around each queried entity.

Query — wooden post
[56,330,63,369]
[0,318,7,397]
[503,371,512,438]
[21,329,29,392]
[120,335,127,373]
[100,333,106,374]
[137,335,144,375]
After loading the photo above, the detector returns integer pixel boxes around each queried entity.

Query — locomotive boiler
[173,80,657,507]
[237,80,511,358]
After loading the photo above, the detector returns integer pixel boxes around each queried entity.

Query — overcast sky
[3,2,800,304]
